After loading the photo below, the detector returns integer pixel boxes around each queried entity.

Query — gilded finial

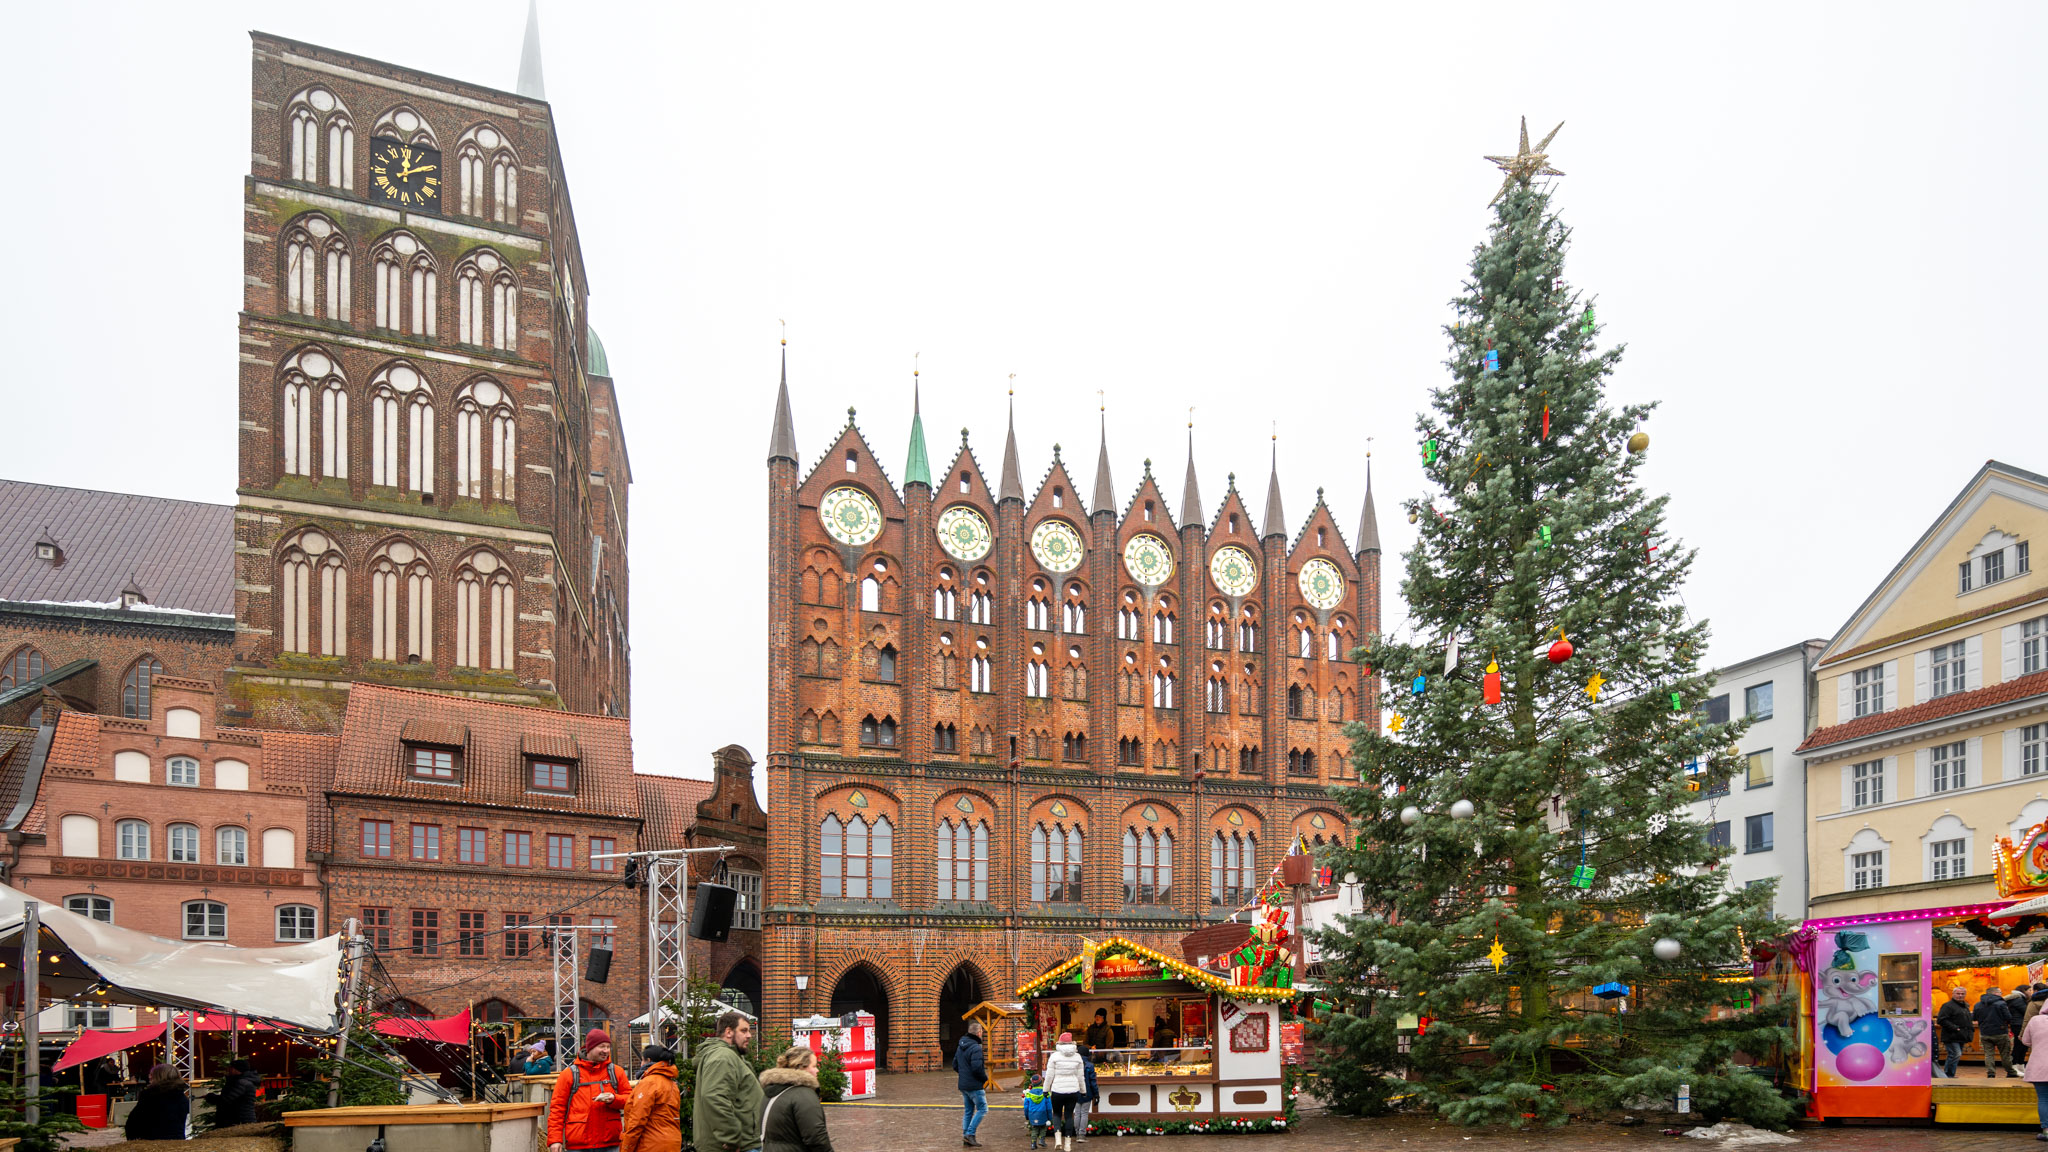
[846,405,857,426]
[914,351,919,378]
[1188,406,1194,429]
[1053,443,1062,463]
[1097,389,1105,413]
[779,318,786,347]
[1009,372,1016,397]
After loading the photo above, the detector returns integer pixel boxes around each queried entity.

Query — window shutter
[1836,673,1852,723]
[1960,561,1972,594]
[1966,635,1984,691]
[1884,661,1899,710]
[1885,755,1899,803]
[1840,760,1854,812]
[1967,736,1983,788]
[2004,624,2022,682]
[2008,728,2024,781]
[1914,748,1931,797]
[1913,651,1930,705]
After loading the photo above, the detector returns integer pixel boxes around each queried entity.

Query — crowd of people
[543,1013,835,1152]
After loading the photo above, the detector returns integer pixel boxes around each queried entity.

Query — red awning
[54,1025,165,1072]
[375,1007,471,1046]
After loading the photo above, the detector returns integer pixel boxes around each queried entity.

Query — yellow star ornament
[1487,936,1508,972]
[1485,116,1565,205]
[1585,672,1606,701]
[1387,713,1405,734]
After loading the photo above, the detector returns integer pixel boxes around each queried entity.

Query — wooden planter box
[282,1102,544,1152]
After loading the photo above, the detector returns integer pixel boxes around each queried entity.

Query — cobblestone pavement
[818,1073,2044,1152]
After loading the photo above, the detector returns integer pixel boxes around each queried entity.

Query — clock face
[819,487,884,547]
[1298,558,1346,611]
[936,505,993,562]
[1122,534,1175,587]
[1031,520,1085,573]
[1209,546,1259,598]
[369,138,442,211]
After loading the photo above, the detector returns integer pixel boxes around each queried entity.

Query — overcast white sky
[6,3,2045,788]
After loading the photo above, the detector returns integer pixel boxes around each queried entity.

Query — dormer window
[960,472,972,493]
[35,544,55,562]
[846,449,858,473]
[409,746,459,782]
[1144,501,1155,522]
[1053,487,1064,508]
[529,759,573,793]
[1961,532,2030,593]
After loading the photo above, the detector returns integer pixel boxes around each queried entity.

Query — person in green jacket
[693,1012,765,1152]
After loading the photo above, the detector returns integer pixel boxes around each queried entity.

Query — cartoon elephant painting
[1818,967,1880,1034]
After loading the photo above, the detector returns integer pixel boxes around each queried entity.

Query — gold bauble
[1627,432,1650,455]
[1407,510,1419,524]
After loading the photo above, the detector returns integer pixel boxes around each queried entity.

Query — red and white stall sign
[793,1012,878,1099]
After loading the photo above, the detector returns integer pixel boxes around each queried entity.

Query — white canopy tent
[0,883,345,1033]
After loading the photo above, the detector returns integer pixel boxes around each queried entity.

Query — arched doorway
[829,964,891,1070]
[937,963,990,1063]
[721,958,763,1020]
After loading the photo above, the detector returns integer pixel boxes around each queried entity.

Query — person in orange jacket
[548,1029,630,1152]
[620,1045,682,1152]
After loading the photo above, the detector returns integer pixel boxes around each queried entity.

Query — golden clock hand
[409,164,436,175]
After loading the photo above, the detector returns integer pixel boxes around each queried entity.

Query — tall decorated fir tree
[1310,122,1790,1127]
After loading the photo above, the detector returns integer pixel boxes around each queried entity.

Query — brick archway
[826,956,901,1070]
[936,957,993,1064]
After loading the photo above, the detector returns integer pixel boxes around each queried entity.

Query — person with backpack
[759,1045,834,1152]
[547,1029,630,1152]
[1020,1075,1051,1150]
[1978,987,2020,1077]
[954,1020,988,1147]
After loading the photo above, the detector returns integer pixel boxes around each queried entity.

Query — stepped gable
[796,410,906,518]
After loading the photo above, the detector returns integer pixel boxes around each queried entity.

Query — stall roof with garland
[1017,937,1299,1003]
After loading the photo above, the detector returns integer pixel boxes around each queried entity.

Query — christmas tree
[1310,123,1790,1127]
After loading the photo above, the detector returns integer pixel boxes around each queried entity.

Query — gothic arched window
[820,814,893,900]
[279,528,347,657]
[455,124,519,224]
[0,647,46,691]
[369,539,433,663]
[1238,605,1260,651]
[372,105,439,148]
[1153,669,1176,709]
[1031,822,1084,903]
[1122,827,1173,905]
[1153,598,1177,644]
[454,379,516,500]
[279,348,347,481]
[368,362,433,493]
[937,818,989,902]
[1063,583,1088,634]
[121,656,163,720]
[455,249,518,353]
[370,232,436,338]
[454,549,515,670]
[285,86,353,190]
[1210,830,1257,907]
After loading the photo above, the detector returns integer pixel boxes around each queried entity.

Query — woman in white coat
[1041,1033,1089,1152]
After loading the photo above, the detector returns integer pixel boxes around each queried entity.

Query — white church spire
[516,0,547,100]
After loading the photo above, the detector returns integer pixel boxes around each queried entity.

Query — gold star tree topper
[1485,116,1565,204]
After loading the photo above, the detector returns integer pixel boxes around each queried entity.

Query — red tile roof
[636,774,714,851]
[333,684,636,819]
[1799,669,2048,753]
[400,718,468,747]
[0,480,233,614]
[252,730,342,853]
[1179,921,1251,968]
[523,733,581,761]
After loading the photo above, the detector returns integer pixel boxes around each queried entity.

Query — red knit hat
[585,1028,612,1050]
[1058,1031,1073,1043]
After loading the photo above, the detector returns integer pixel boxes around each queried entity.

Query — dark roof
[333,684,637,819]
[1798,669,2048,753]
[1179,921,1251,968]
[0,726,40,835]
[636,773,715,850]
[0,480,232,615]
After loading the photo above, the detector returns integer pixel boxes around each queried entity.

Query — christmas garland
[1017,937,1299,1003]
[1087,1115,1290,1136]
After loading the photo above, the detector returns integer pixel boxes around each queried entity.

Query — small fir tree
[1311,171,1789,1127]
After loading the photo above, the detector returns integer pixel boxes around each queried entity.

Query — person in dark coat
[953,1021,987,1147]
[207,1058,259,1127]
[1937,984,1974,1078]
[2014,985,2038,1065]
[124,1064,190,1141]
[1083,1010,1113,1053]
[81,1057,117,1099]
[1977,986,2020,1077]
[1073,1043,1098,1143]
[760,1046,834,1152]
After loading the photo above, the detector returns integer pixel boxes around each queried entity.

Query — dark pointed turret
[1262,435,1286,538]
[768,342,798,464]
[1357,457,1380,553]
[1181,425,1202,526]
[1091,409,1116,515]
[904,371,931,488]
[998,393,1025,503]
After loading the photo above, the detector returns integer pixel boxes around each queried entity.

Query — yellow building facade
[1802,461,2048,917]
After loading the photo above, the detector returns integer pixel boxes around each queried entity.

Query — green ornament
[1570,864,1596,889]
[1582,307,1595,334]
[1538,525,1552,548]
[1669,692,1682,711]
[1423,439,1439,465]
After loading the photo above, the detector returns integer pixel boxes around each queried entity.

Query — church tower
[225,17,630,728]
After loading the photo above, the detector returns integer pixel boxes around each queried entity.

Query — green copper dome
[587,326,611,377]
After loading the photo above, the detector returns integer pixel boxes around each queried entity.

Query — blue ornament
[1821,1014,1893,1056]
[1412,674,1426,695]
[1484,350,1500,373]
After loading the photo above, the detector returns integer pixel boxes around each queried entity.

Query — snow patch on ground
[1684,1122,1798,1145]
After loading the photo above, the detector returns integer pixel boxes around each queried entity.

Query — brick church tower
[762,359,1380,1071]
[224,26,630,729]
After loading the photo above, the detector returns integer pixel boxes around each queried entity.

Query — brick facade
[227,34,630,730]
[762,386,1379,1071]
[0,607,233,726]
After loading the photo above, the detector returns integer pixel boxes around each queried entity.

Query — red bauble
[1547,639,1575,664]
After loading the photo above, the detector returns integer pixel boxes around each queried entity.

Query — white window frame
[183,900,227,940]
[2022,617,2047,677]
[116,820,149,861]
[1928,641,1967,699]
[66,1008,113,1030]
[730,870,762,931]
[276,904,319,941]
[1851,759,1885,808]
[1853,665,1886,717]
[1851,850,1885,891]
[217,826,249,866]
[166,756,199,787]
[1930,740,1968,793]
[2024,724,2048,778]
[168,823,200,864]
[1931,838,1968,881]
[64,895,112,923]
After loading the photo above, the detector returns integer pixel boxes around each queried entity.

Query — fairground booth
[1016,938,1300,1135]
[1790,817,2048,1124]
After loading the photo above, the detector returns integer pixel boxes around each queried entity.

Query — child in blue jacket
[1022,1074,1052,1149]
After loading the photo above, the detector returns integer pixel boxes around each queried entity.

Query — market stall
[1016,938,1297,1133]
[1796,818,2048,1124]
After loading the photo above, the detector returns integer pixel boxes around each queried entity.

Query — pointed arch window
[455,550,515,670]
[1032,822,1084,902]
[1027,643,1049,698]
[0,647,47,691]
[1122,828,1173,905]
[1027,596,1050,631]
[1060,655,1087,700]
[371,233,436,337]
[969,589,993,625]
[1211,830,1257,907]
[372,105,439,148]
[1207,665,1227,713]
[970,641,992,693]
[1153,667,1176,708]
[1063,584,1088,634]
[1062,732,1088,762]
[933,722,958,753]
[454,379,516,500]
[1206,603,1227,650]
[280,349,347,480]
[1298,625,1315,659]
[455,125,519,224]
[1153,599,1177,644]
[370,539,433,663]
[368,362,433,492]
[280,529,347,657]
[455,250,518,352]
[820,814,893,900]
[286,86,354,190]
[937,818,989,902]
[121,657,163,720]
[1238,606,1260,651]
